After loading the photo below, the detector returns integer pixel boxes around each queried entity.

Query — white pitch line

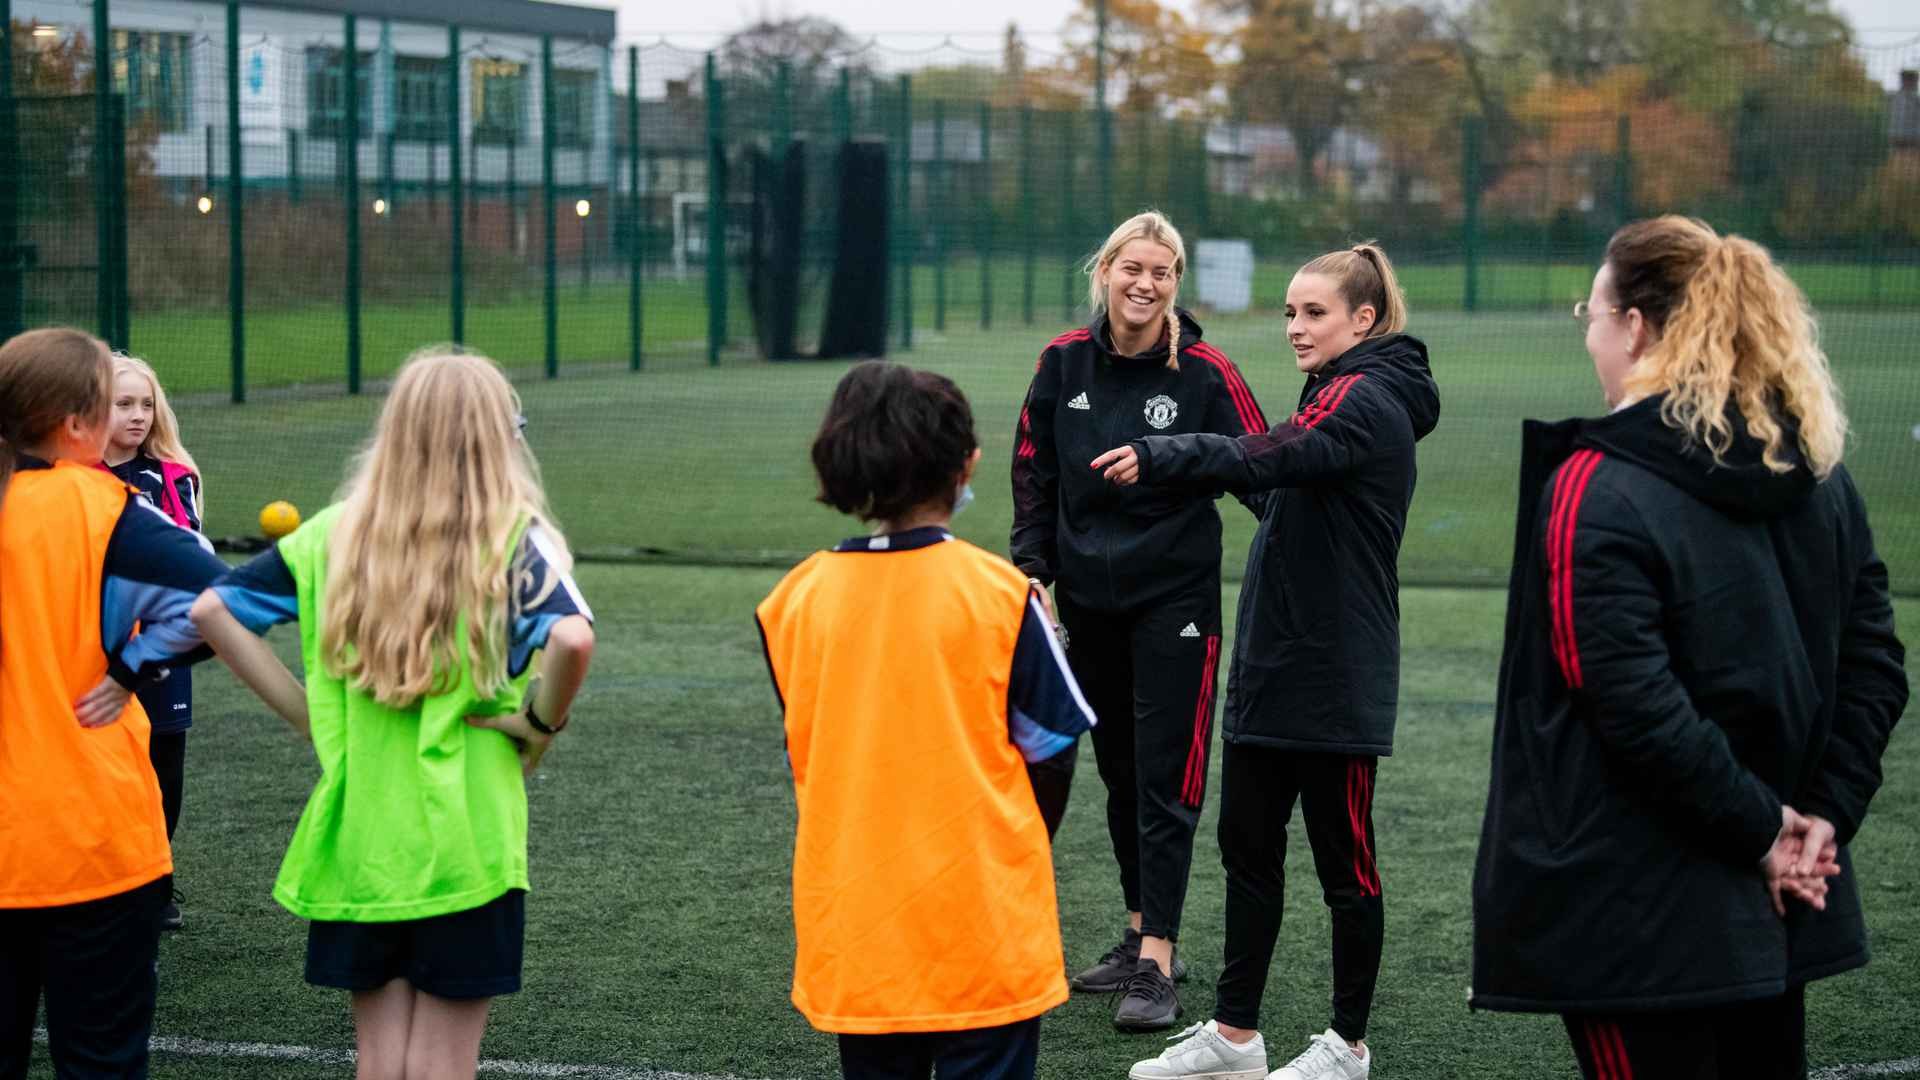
[1813,1060,1920,1079]
[39,1030,1917,1080]
[35,1031,781,1080]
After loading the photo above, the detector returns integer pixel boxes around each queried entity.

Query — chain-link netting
[5,11,1918,590]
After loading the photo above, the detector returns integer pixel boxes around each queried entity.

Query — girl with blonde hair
[1471,216,1906,1079]
[1099,242,1439,1080]
[192,347,597,1080]
[101,352,205,931]
[1011,210,1269,1031]
[1,327,229,1077]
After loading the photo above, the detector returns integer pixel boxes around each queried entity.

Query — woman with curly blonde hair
[192,347,597,1080]
[1471,216,1907,1079]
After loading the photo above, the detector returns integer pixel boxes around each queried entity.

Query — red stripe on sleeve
[1547,450,1605,689]
[1192,343,1268,434]
[1300,373,1365,431]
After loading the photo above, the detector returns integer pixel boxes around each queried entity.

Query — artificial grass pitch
[23,567,1913,1079]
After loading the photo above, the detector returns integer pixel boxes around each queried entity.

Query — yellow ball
[259,500,301,540]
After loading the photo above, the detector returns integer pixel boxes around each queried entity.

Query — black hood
[1089,306,1205,362]
[1575,395,1816,520]
[1319,333,1440,442]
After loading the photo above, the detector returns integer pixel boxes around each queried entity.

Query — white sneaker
[1129,1020,1269,1080]
[1268,1029,1370,1080]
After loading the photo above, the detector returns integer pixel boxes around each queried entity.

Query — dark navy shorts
[304,888,525,1000]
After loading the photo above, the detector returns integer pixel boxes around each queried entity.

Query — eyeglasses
[1572,301,1622,324]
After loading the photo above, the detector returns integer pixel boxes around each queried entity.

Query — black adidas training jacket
[1128,333,1440,756]
[1011,307,1268,612]
[1471,395,1907,1013]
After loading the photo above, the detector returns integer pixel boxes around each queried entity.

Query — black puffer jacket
[1011,308,1268,612]
[1471,396,1908,1013]
[1131,333,1440,755]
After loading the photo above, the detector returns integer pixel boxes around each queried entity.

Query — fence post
[979,101,992,331]
[1060,109,1075,324]
[109,95,128,349]
[542,34,557,378]
[1021,102,1034,326]
[897,72,912,351]
[933,99,945,332]
[1134,108,1148,213]
[1613,113,1632,229]
[773,60,791,164]
[288,128,302,204]
[705,53,726,366]
[345,16,362,392]
[1462,115,1481,314]
[93,0,113,345]
[0,0,19,340]
[834,67,851,146]
[448,26,464,344]
[1094,0,1112,226]
[224,1,246,387]
[629,43,641,370]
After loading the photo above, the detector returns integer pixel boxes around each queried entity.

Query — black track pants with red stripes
[1056,585,1223,944]
[1563,986,1807,1080]
[1212,744,1383,1040]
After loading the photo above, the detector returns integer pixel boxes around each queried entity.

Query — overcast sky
[595,0,1918,84]
[612,0,1917,39]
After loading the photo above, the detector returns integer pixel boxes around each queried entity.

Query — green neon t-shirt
[216,503,587,923]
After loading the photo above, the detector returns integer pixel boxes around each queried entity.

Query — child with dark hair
[757,360,1095,1080]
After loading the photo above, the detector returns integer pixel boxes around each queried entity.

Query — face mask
[953,481,974,517]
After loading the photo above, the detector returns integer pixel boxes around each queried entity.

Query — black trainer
[1071,929,1189,992]
[1071,928,1142,992]
[159,887,183,932]
[1113,957,1181,1032]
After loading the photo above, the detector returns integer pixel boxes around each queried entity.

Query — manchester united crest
[1144,394,1178,430]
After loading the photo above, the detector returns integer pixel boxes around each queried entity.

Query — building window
[471,58,524,145]
[306,47,372,139]
[111,30,192,133]
[550,68,596,149]
[393,56,447,142]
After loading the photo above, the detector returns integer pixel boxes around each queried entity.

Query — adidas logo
[1067,392,1091,410]
[1179,623,1200,638]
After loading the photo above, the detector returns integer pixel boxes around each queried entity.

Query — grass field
[126,257,1920,398]
[159,301,1920,594]
[21,569,1919,1080]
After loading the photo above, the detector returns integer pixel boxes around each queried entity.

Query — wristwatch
[525,698,566,735]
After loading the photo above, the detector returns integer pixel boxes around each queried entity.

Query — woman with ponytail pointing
[1011,210,1268,1032]
[1471,216,1906,1079]
[1098,243,1439,1080]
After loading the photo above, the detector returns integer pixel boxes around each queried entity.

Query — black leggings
[1563,985,1806,1080]
[1213,743,1383,1041]
[148,731,185,840]
[1056,584,1222,943]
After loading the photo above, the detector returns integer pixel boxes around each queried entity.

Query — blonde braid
[1165,308,1180,372]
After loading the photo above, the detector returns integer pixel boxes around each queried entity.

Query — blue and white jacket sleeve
[102,495,230,689]
[1007,590,1096,762]
[508,523,593,678]
[1008,589,1095,836]
[210,544,301,636]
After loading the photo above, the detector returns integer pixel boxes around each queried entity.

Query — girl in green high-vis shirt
[192,348,596,1080]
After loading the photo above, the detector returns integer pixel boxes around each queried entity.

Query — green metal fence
[3,5,1919,592]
